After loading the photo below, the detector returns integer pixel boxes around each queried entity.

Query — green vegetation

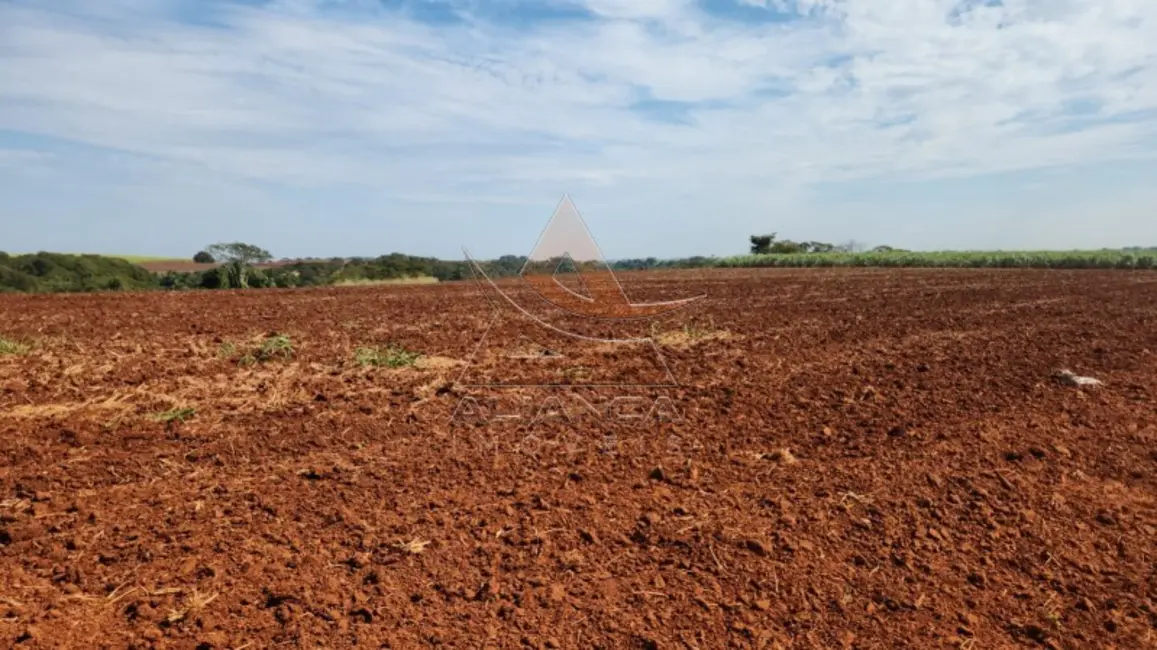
[218,333,296,366]
[204,242,274,289]
[750,233,849,255]
[720,250,1157,269]
[0,251,158,293]
[151,407,197,424]
[733,232,1157,268]
[3,238,1156,296]
[355,344,421,368]
[0,337,30,355]
[238,333,295,365]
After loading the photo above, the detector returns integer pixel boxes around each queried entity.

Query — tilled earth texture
[1,268,1156,650]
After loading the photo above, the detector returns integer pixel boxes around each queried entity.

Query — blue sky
[1,0,1156,260]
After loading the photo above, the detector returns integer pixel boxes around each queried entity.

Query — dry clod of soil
[760,448,798,464]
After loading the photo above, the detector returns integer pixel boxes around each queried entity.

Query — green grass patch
[0,337,30,356]
[240,333,295,365]
[222,333,296,366]
[718,250,1157,269]
[151,407,197,424]
[355,344,422,368]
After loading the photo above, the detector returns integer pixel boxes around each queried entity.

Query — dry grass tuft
[395,538,431,555]
[165,588,218,624]
[650,318,735,348]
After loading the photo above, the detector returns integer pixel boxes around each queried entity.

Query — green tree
[750,234,775,255]
[203,242,272,289]
[193,250,215,264]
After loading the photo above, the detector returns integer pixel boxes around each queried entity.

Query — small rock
[1052,369,1103,387]
[648,467,666,481]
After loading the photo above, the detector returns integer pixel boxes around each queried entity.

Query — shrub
[0,252,158,293]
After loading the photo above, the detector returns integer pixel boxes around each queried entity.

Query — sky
[1,0,1156,260]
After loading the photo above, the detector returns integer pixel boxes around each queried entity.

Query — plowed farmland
[1,268,1156,649]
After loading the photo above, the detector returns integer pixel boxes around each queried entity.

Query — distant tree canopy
[749,232,905,255]
[205,242,272,265]
[203,242,273,289]
[0,252,157,293]
[193,250,215,264]
[750,233,842,255]
[4,245,1157,295]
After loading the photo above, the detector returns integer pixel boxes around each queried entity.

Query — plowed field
[1,268,1155,649]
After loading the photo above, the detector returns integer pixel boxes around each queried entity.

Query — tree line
[157,244,720,291]
[6,237,1155,294]
[749,233,900,255]
[0,251,159,293]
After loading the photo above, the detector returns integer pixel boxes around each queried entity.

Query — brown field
[1,268,1156,649]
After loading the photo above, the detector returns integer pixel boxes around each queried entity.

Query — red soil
[0,268,1155,648]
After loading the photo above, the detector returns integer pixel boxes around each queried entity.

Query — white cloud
[0,0,1155,254]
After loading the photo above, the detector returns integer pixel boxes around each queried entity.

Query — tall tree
[750,234,776,255]
[204,242,272,289]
